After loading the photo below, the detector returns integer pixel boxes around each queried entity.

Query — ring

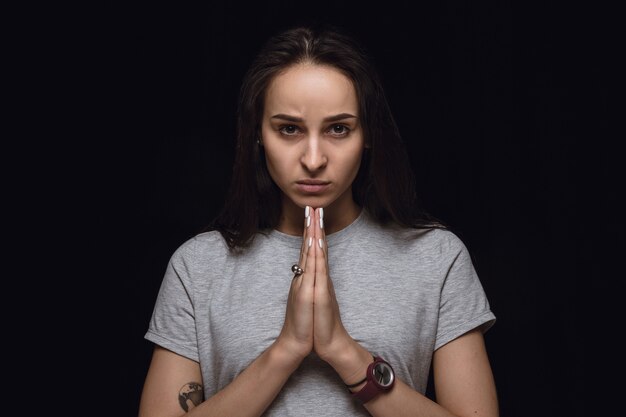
[291,264,304,276]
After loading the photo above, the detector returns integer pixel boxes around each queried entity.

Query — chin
[291,195,334,209]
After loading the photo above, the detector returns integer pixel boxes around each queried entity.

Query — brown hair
[204,24,447,251]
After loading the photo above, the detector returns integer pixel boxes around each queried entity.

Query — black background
[47,1,618,416]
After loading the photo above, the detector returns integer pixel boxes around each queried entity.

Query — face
[261,63,365,218]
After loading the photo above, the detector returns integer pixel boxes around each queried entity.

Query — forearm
[363,379,459,417]
[326,341,478,417]
[186,339,302,417]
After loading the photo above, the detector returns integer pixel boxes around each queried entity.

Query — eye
[329,124,351,137]
[278,124,300,136]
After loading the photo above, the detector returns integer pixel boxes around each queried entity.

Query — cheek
[340,146,365,178]
[263,146,292,183]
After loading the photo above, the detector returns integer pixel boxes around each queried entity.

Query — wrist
[345,354,375,392]
[270,337,307,372]
[321,339,373,386]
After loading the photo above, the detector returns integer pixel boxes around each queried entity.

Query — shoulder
[369,218,468,260]
[168,230,231,269]
[411,227,468,257]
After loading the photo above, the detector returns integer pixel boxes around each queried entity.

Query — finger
[301,205,313,275]
[301,225,315,290]
[297,206,311,269]
[319,207,329,273]
[295,205,314,289]
[293,206,312,285]
[314,208,328,288]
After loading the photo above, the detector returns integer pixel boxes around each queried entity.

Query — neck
[276,193,361,236]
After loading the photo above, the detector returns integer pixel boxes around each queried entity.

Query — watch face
[372,362,394,388]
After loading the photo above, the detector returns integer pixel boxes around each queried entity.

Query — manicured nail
[308,237,312,247]
[307,216,311,228]
[319,207,324,220]
[320,218,324,229]
[305,206,310,217]
[318,238,324,248]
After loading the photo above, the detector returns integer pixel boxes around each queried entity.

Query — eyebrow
[270,113,358,123]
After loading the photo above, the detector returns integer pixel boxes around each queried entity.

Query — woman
[139,24,498,417]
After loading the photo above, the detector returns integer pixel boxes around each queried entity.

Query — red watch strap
[352,376,383,403]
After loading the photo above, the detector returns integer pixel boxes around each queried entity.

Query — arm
[138,341,303,417]
[139,209,317,417]
[431,329,498,417]
[310,208,498,417]
[333,329,498,417]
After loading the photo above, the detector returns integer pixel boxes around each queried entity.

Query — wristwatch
[351,356,395,403]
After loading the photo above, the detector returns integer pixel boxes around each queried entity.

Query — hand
[277,206,316,362]
[310,208,373,385]
[277,207,370,382]
[310,207,353,362]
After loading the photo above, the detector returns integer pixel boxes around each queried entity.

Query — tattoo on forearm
[178,382,204,412]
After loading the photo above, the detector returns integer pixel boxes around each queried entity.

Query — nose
[300,135,327,172]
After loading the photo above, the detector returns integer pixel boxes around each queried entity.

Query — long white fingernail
[320,218,324,229]
[318,238,324,248]
[308,237,312,247]
[305,206,310,217]
[307,216,311,228]
[319,207,324,219]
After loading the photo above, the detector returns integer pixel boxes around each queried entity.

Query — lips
[295,179,330,193]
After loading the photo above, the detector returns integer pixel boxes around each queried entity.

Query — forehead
[264,64,358,116]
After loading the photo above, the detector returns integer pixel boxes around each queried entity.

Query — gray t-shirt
[145,209,495,416]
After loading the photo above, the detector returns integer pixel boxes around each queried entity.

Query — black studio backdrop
[82,1,616,416]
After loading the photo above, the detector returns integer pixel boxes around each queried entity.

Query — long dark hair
[205,24,448,251]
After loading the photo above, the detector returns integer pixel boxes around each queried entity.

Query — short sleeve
[144,243,199,362]
[434,236,496,350]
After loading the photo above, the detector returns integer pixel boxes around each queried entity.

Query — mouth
[295,180,331,193]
